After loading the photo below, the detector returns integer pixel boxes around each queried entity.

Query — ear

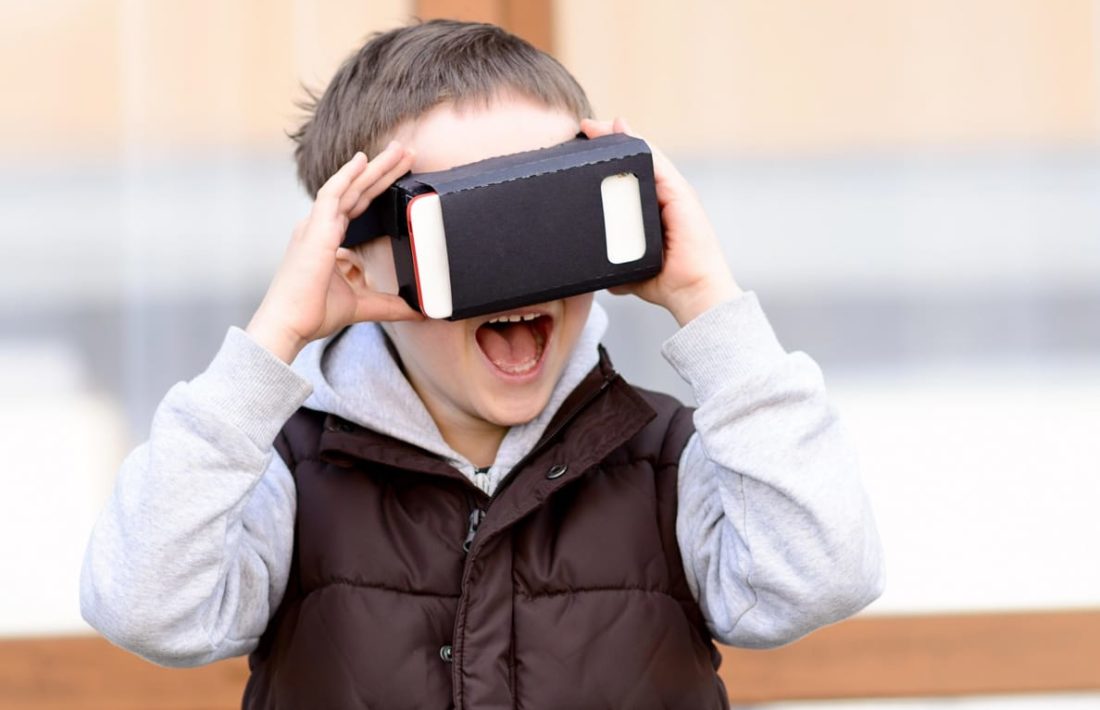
[335,246,372,297]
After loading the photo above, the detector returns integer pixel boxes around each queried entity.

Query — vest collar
[296,301,611,493]
[317,346,657,527]
[468,349,658,550]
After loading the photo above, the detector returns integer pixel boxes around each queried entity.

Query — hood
[290,301,610,495]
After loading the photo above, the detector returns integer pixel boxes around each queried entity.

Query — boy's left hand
[580,118,741,326]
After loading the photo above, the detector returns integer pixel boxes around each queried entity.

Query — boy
[81,19,884,709]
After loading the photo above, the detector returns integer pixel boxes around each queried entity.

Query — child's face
[359,93,594,435]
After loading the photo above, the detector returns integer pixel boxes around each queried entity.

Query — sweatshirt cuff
[188,326,314,449]
[661,291,786,402]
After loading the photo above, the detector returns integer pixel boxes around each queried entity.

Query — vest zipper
[463,471,489,554]
[452,366,619,701]
[462,504,485,553]
[459,372,616,556]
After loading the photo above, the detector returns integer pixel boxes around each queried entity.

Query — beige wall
[0,2,120,158]
[0,0,412,158]
[556,0,1100,154]
[3,1,1100,158]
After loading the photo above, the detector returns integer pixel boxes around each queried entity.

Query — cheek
[559,294,594,343]
[390,321,472,369]
[360,239,400,294]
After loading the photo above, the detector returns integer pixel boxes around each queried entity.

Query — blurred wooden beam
[0,635,248,710]
[720,609,1100,701]
[2,611,1099,707]
[415,0,554,53]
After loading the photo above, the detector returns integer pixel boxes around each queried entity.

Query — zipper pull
[462,506,485,553]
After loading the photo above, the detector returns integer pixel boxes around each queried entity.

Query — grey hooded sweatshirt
[80,292,885,667]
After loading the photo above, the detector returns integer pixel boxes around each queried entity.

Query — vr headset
[342,133,664,320]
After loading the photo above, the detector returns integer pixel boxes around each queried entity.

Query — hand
[247,141,423,363]
[580,118,741,326]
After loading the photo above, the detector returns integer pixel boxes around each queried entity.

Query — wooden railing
[2,610,1098,708]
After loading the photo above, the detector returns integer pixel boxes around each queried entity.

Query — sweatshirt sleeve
[79,326,312,667]
[663,292,885,649]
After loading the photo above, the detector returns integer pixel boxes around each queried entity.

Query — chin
[478,387,554,427]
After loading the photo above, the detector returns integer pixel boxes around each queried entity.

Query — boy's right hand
[246,141,423,364]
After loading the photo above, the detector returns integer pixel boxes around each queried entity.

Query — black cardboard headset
[343,133,664,320]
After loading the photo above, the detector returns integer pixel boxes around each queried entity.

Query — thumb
[354,292,426,323]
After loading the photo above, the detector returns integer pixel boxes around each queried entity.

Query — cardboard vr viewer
[343,133,664,320]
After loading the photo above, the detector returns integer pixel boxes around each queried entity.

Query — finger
[649,146,694,205]
[647,141,678,177]
[348,148,417,219]
[313,152,368,216]
[354,292,427,323]
[579,118,615,139]
[626,131,690,201]
[299,155,372,249]
[340,142,400,208]
[338,141,408,214]
[288,217,308,243]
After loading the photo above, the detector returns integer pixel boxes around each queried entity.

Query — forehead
[388,93,580,173]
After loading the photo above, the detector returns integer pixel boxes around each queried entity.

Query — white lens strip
[601,172,647,264]
[408,193,453,319]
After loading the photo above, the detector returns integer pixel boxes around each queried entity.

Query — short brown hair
[290,19,594,197]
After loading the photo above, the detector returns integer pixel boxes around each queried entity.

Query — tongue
[476,322,540,372]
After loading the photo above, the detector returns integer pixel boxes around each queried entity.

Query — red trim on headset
[405,193,431,314]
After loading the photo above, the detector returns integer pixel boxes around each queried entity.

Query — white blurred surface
[830,359,1100,614]
[0,342,125,635]
[686,154,1100,294]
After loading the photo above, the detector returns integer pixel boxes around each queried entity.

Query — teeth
[494,356,539,374]
[486,312,542,325]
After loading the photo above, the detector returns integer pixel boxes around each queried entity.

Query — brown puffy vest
[243,351,730,709]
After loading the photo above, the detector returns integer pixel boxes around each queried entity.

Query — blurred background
[0,0,1097,707]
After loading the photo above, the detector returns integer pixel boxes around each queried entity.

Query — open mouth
[474,311,554,378]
